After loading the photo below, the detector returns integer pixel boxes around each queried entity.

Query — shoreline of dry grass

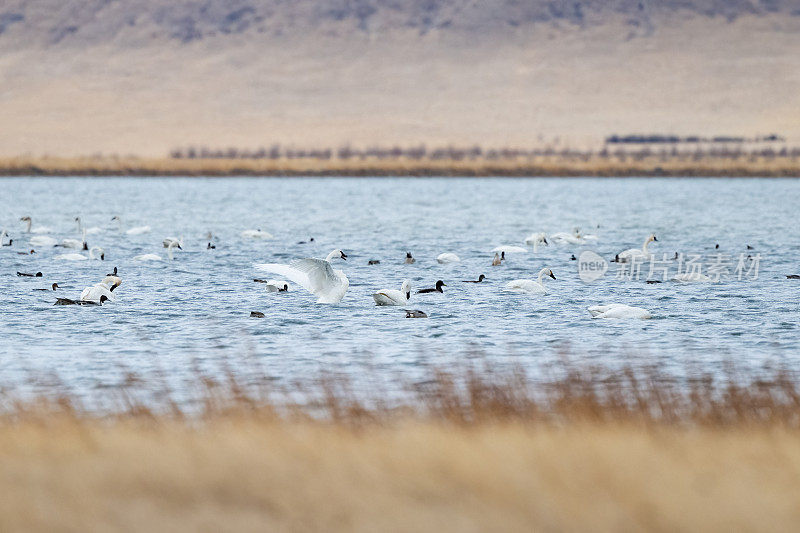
[3,362,800,531]
[2,154,800,177]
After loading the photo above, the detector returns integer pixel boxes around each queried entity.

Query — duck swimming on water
[34,283,59,291]
[417,280,446,294]
[462,275,486,283]
[17,271,43,277]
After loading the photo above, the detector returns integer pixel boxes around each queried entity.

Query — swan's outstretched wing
[289,259,338,293]
[254,259,336,294]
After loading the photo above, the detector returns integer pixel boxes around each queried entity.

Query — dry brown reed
[2,361,800,531]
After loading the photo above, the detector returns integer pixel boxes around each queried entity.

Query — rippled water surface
[2,177,799,396]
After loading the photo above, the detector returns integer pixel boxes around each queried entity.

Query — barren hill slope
[1,1,798,156]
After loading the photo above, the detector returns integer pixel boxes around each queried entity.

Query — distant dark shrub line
[168,143,800,162]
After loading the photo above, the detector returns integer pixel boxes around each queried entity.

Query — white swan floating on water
[436,253,460,264]
[134,241,181,261]
[524,232,548,251]
[616,234,658,263]
[505,267,556,295]
[75,217,102,235]
[672,272,713,283]
[112,216,151,235]
[373,280,412,306]
[588,304,651,319]
[30,235,58,247]
[20,216,52,234]
[254,249,349,303]
[265,280,289,292]
[241,229,273,239]
[80,275,122,303]
[60,228,87,249]
[491,245,528,254]
[56,247,104,261]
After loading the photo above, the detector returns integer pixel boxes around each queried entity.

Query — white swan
[112,216,151,235]
[524,232,549,252]
[491,245,528,254]
[254,249,349,304]
[588,304,651,319]
[19,216,52,234]
[265,280,289,292]
[162,236,183,248]
[75,217,102,235]
[616,234,658,263]
[80,276,122,303]
[56,247,104,261]
[241,229,273,239]
[672,272,713,283]
[30,235,58,247]
[134,241,181,261]
[373,280,412,306]
[549,228,583,245]
[436,253,460,264]
[60,228,87,249]
[505,267,556,295]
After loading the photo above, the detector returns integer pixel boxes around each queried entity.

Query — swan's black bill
[340,252,347,260]
[549,272,556,280]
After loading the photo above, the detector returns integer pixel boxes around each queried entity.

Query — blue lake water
[1,177,799,399]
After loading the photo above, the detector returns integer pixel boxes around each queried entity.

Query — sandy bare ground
[1,13,799,157]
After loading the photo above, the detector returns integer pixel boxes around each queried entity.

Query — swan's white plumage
[491,245,528,254]
[56,247,103,261]
[254,250,348,304]
[134,254,162,261]
[505,267,556,295]
[30,235,58,247]
[80,276,121,303]
[126,226,151,235]
[672,272,713,283]
[242,229,273,239]
[617,234,657,263]
[265,280,289,292]
[436,253,460,264]
[373,280,411,306]
[588,304,651,319]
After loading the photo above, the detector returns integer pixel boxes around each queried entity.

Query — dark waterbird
[250,311,265,318]
[55,295,108,306]
[405,252,415,264]
[17,271,42,277]
[787,275,800,279]
[368,259,381,265]
[34,283,59,291]
[405,309,428,318]
[418,280,446,294]
[462,275,486,283]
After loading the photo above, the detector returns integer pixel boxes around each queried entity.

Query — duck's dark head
[35,272,42,277]
[51,283,59,290]
[436,280,446,291]
[478,274,485,281]
[406,252,412,258]
[501,251,505,260]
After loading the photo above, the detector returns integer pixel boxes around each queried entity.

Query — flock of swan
[8,216,746,320]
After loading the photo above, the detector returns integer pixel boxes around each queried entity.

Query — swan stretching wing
[254,250,348,303]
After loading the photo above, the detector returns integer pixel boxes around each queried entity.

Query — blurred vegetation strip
[4,360,800,427]
[2,362,800,531]
[2,146,800,177]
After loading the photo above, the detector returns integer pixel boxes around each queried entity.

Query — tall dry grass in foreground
[2,362,800,532]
